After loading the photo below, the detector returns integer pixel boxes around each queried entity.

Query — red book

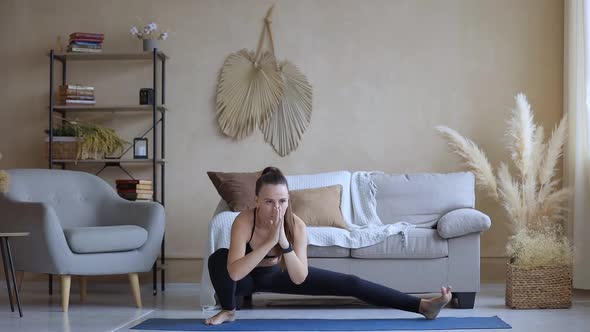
[70,32,104,39]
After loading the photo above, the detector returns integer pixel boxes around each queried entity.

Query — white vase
[142,39,158,52]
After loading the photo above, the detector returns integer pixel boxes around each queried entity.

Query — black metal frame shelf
[51,51,169,62]
[47,49,167,296]
[52,105,167,113]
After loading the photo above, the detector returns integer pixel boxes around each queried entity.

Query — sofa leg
[235,296,244,310]
[452,292,476,309]
[235,295,253,310]
[244,294,253,308]
[61,275,71,313]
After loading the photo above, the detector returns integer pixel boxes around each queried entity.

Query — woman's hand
[266,206,283,246]
[278,207,289,249]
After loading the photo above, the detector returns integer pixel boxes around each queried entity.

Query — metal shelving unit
[47,49,168,296]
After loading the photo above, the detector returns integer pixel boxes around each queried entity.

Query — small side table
[0,232,29,317]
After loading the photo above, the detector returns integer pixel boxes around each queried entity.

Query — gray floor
[0,282,588,332]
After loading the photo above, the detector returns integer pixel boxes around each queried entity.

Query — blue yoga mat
[131,316,511,331]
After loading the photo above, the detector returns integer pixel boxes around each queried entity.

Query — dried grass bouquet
[436,93,573,268]
[0,152,8,193]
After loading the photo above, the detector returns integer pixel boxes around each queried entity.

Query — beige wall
[0,0,564,283]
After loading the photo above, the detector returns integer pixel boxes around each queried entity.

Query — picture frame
[133,137,148,159]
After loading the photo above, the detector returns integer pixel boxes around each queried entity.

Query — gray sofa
[307,172,491,309]
[0,169,165,312]
[203,171,491,310]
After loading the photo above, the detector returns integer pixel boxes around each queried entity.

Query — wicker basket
[44,137,98,160]
[505,262,572,309]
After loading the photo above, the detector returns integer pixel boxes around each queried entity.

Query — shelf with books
[52,105,167,113]
[47,48,167,296]
[51,51,169,62]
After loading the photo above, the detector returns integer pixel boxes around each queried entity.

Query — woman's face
[256,183,289,220]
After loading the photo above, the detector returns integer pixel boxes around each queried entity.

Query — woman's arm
[226,211,277,281]
[280,214,309,285]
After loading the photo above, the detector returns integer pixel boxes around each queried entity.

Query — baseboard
[0,256,507,285]
[0,279,199,293]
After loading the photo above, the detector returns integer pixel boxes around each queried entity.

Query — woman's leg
[255,266,422,313]
[208,248,255,310]
[207,248,254,310]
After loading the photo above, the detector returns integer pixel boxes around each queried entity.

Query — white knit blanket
[345,171,416,245]
[199,171,415,310]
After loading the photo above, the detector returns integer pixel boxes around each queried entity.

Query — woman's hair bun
[261,166,282,176]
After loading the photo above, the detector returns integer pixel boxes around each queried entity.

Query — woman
[205,167,452,325]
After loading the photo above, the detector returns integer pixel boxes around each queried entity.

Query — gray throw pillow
[437,208,491,239]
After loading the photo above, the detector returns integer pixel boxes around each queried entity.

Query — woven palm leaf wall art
[261,60,312,157]
[216,48,283,140]
[215,5,313,156]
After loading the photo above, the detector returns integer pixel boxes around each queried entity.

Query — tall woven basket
[505,262,572,309]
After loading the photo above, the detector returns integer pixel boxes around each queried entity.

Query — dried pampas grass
[436,93,571,267]
[0,170,8,193]
[435,126,498,200]
[0,152,7,193]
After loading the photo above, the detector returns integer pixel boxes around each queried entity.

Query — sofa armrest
[437,208,491,239]
[447,232,481,292]
[0,197,72,274]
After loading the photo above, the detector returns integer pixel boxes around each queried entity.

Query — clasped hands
[266,206,290,249]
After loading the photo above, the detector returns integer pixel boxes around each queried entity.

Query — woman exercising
[205,167,452,325]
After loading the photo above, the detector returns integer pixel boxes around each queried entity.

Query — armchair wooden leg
[129,273,142,308]
[61,275,71,313]
[79,276,87,303]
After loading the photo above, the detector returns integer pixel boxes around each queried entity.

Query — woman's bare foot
[204,309,236,325]
[419,286,452,320]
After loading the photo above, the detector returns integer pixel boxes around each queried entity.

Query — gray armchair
[0,169,165,312]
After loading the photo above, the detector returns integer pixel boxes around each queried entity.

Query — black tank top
[245,209,278,259]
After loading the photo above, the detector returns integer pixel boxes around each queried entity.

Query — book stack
[58,84,96,105]
[68,32,104,53]
[116,179,154,201]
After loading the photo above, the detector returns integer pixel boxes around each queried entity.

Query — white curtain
[565,0,590,289]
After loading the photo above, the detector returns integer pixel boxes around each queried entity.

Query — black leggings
[208,248,422,313]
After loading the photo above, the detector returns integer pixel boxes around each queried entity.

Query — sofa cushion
[372,172,475,228]
[290,185,348,229]
[350,228,448,259]
[64,225,148,254]
[207,170,262,212]
[307,245,350,258]
[437,208,491,239]
[286,171,353,228]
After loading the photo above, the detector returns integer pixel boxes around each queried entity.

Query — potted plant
[436,93,573,309]
[46,121,128,161]
[130,22,168,52]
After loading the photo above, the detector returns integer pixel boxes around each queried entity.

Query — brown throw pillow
[290,185,348,229]
[207,171,261,212]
